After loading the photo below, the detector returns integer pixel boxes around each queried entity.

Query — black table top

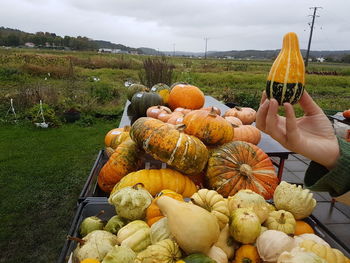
[119,96,293,157]
[329,114,350,125]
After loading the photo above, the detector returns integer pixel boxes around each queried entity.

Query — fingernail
[263,99,270,106]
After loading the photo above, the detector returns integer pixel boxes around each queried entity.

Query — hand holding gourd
[256,91,339,170]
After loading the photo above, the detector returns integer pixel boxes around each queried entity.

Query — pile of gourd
[72,182,350,263]
[72,31,350,262]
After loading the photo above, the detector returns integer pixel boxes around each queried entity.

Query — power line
[305,6,322,67]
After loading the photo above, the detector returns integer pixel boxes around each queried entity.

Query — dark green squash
[266,32,305,105]
[130,92,164,117]
[177,253,216,263]
[127,83,148,101]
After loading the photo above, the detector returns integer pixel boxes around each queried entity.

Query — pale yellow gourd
[205,245,228,263]
[191,189,230,230]
[264,210,296,235]
[300,239,348,263]
[150,217,174,244]
[135,239,181,263]
[116,220,151,252]
[274,181,316,219]
[214,224,237,260]
[230,208,261,244]
[156,195,220,254]
[227,189,270,223]
[277,247,327,263]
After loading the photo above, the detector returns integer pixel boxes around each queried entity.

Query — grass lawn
[0,118,120,263]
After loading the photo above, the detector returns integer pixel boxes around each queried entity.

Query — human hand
[256,91,340,170]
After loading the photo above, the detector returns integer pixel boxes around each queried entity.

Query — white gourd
[206,245,228,263]
[150,217,174,244]
[256,230,296,262]
[294,234,330,247]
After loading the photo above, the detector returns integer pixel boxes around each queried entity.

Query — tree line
[0,27,98,50]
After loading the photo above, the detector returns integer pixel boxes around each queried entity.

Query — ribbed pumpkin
[130,117,209,175]
[151,83,171,104]
[223,107,256,125]
[98,138,144,193]
[206,141,278,199]
[130,92,164,117]
[146,190,184,226]
[232,125,261,145]
[104,126,130,147]
[127,83,148,101]
[146,105,172,119]
[111,168,197,197]
[266,32,305,105]
[183,108,234,145]
[224,116,243,126]
[168,84,205,110]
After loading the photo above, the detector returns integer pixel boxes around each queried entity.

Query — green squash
[130,92,164,117]
[127,84,148,101]
[177,253,216,263]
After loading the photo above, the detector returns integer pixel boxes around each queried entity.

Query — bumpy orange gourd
[168,84,205,110]
[98,138,144,193]
[266,32,305,105]
[146,190,184,226]
[111,168,197,197]
[206,141,278,199]
[294,221,315,235]
[104,126,130,148]
[130,117,208,175]
[232,125,261,145]
[224,107,256,125]
[183,108,234,145]
[234,245,261,263]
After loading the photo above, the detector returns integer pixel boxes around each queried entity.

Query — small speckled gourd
[266,32,305,105]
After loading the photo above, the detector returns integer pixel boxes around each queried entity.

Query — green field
[0,48,350,262]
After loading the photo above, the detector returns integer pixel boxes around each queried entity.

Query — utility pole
[305,6,322,67]
[173,43,176,57]
[204,37,208,59]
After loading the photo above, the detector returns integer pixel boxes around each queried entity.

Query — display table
[119,96,293,181]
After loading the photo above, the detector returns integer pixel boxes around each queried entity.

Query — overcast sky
[1,0,349,52]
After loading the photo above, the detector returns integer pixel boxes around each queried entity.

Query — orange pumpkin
[343,109,350,119]
[130,117,208,175]
[224,107,256,125]
[234,244,261,263]
[174,107,192,115]
[202,106,221,116]
[294,221,315,235]
[98,138,144,193]
[224,116,243,126]
[146,105,172,119]
[111,168,197,197]
[104,126,130,147]
[166,112,185,125]
[232,125,261,145]
[168,84,205,110]
[183,108,234,145]
[146,189,184,226]
[206,141,278,199]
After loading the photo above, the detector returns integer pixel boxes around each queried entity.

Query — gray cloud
[1,0,349,51]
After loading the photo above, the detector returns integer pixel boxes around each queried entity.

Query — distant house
[24,42,35,48]
[98,48,125,54]
[316,57,325,63]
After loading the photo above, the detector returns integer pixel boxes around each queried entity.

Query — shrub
[89,82,119,103]
[26,103,61,127]
[138,56,175,88]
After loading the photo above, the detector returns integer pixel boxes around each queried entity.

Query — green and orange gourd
[266,32,305,105]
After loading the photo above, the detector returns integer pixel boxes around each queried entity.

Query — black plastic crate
[78,150,109,203]
[58,198,350,263]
